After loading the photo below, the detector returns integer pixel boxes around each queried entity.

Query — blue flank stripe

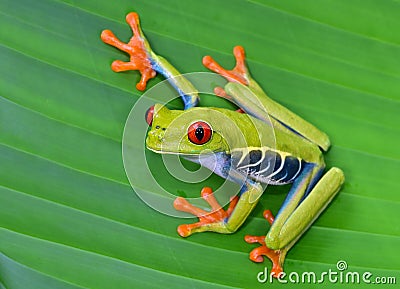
[274,162,316,220]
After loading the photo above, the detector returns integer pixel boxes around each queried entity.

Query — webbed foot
[101,12,156,91]
[173,187,239,237]
[245,210,284,277]
[203,46,250,85]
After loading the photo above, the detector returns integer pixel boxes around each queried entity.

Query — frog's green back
[222,109,323,164]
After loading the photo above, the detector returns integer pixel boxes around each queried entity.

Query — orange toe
[174,187,238,237]
[101,13,156,91]
[203,46,250,85]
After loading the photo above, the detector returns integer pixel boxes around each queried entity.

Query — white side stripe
[262,155,286,179]
[287,158,302,182]
[237,149,265,170]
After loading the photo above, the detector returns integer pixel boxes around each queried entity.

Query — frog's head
[145,104,243,155]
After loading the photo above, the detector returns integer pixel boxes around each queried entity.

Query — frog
[101,12,345,277]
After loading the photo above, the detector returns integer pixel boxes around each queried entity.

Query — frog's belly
[231,147,304,185]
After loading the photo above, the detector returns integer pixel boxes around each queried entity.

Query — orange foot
[173,187,239,237]
[100,12,156,91]
[245,210,283,277]
[203,46,250,85]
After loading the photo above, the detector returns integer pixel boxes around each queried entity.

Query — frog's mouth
[145,130,227,155]
[147,146,190,155]
[146,145,216,157]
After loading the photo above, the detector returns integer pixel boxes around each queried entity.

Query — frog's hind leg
[173,187,239,237]
[245,166,344,277]
[245,210,285,277]
[266,167,344,250]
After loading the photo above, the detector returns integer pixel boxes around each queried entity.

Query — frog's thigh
[266,167,344,250]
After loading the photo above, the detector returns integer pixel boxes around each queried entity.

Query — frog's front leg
[246,164,344,276]
[173,179,263,236]
[173,187,239,236]
[101,13,199,109]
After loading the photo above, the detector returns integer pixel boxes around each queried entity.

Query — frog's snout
[146,124,167,151]
[148,125,167,138]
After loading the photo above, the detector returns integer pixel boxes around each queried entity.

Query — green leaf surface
[1,0,399,288]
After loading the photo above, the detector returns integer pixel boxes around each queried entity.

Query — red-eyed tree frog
[101,13,345,277]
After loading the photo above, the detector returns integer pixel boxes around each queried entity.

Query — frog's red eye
[187,121,212,145]
[145,105,155,126]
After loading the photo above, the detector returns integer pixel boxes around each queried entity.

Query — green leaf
[1,0,399,288]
